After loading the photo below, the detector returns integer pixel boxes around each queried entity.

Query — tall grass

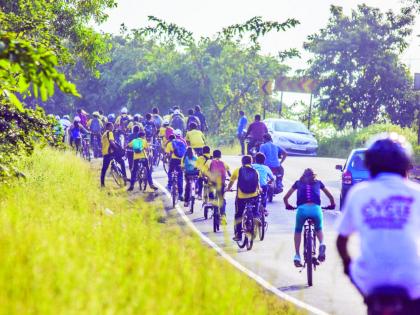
[0,148,299,315]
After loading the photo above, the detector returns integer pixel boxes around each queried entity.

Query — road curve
[153,155,365,315]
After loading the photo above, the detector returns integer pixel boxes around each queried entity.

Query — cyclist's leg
[143,159,156,188]
[234,198,245,238]
[175,162,183,198]
[167,159,175,189]
[100,154,112,186]
[129,159,139,189]
[184,174,191,202]
[294,205,307,257]
[261,185,268,208]
[127,150,134,172]
[197,176,203,197]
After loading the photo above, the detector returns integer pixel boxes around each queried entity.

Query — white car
[264,118,318,156]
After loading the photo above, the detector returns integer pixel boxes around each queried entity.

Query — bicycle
[80,134,91,161]
[288,205,334,286]
[136,162,148,191]
[255,193,268,241]
[170,169,179,208]
[91,133,102,158]
[110,157,127,187]
[201,183,225,232]
[185,174,198,214]
[235,198,257,251]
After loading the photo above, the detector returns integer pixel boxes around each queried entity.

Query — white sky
[97,0,420,105]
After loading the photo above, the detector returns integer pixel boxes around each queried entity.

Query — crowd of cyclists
[52,105,420,314]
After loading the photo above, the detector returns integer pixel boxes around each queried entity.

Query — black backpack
[238,166,258,194]
[171,114,185,132]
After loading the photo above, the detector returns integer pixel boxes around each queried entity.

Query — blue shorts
[295,204,323,233]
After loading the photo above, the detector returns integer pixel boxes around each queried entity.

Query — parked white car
[263,118,318,156]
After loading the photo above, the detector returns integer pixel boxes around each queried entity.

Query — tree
[305,5,417,129]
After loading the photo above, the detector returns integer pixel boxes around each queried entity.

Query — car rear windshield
[349,151,367,171]
[272,121,310,134]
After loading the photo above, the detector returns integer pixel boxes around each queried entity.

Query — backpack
[209,160,227,183]
[71,126,81,139]
[187,115,200,129]
[171,114,185,131]
[238,166,258,194]
[165,127,174,140]
[90,118,102,134]
[144,122,155,138]
[172,139,187,158]
[184,156,197,173]
[132,138,144,154]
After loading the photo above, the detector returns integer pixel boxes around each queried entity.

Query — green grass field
[0,148,300,315]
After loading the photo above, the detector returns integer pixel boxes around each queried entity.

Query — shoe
[232,235,241,241]
[264,209,269,216]
[221,215,227,225]
[294,254,303,267]
[318,244,326,262]
[184,201,189,207]
[150,185,158,191]
[127,187,134,192]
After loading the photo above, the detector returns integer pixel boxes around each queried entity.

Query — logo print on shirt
[362,196,413,229]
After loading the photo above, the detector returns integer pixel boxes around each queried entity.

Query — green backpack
[132,138,144,153]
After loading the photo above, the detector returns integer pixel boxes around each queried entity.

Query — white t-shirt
[337,173,420,299]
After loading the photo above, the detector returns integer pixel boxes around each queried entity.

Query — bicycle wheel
[213,207,220,232]
[163,156,169,174]
[204,206,209,219]
[306,231,313,286]
[245,212,254,251]
[138,168,147,191]
[111,164,126,187]
[190,196,195,214]
[258,206,266,241]
[171,184,177,208]
[267,188,273,203]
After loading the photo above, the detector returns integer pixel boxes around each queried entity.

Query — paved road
[153,156,365,315]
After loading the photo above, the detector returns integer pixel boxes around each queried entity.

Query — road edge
[155,182,329,315]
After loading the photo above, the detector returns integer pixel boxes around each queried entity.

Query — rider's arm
[336,235,351,276]
[226,168,239,191]
[245,123,252,138]
[321,187,336,207]
[283,186,297,208]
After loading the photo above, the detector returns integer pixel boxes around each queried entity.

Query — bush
[317,123,420,163]
[0,148,299,315]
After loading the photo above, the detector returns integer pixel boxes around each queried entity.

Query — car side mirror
[335,164,343,171]
[268,128,274,134]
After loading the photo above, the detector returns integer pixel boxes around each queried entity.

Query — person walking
[237,111,247,155]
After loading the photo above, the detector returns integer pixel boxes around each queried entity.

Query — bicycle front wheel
[213,207,220,232]
[258,206,266,241]
[111,165,125,187]
[306,232,313,286]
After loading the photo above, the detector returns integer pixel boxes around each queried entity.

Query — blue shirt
[259,142,285,168]
[237,116,247,135]
[252,164,274,186]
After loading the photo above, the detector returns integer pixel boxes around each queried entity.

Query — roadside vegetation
[0,148,300,315]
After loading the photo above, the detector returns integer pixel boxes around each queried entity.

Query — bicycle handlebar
[286,205,335,211]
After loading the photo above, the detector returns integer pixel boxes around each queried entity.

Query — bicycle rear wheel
[213,207,220,232]
[258,206,266,241]
[306,231,313,286]
[111,165,126,187]
[163,156,169,174]
[171,186,177,208]
[138,168,147,191]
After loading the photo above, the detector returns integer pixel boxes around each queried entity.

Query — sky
[96,0,420,105]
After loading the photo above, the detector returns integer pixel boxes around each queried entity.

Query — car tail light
[342,170,352,185]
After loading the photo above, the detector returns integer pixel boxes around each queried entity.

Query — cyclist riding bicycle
[196,145,212,199]
[186,108,201,131]
[127,130,158,191]
[143,113,157,142]
[115,107,130,143]
[283,168,335,267]
[259,133,287,193]
[100,122,127,187]
[174,129,187,145]
[159,120,174,149]
[152,107,163,129]
[165,134,187,201]
[87,111,103,158]
[245,114,268,155]
[194,105,208,132]
[182,147,199,207]
[203,149,231,224]
[185,122,205,156]
[170,109,186,135]
[252,152,274,209]
[127,114,144,131]
[126,125,140,171]
[69,117,89,152]
[336,133,420,313]
[227,155,260,241]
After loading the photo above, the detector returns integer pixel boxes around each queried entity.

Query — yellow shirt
[101,130,114,156]
[127,121,144,132]
[165,141,182,160]
[128,138,149,160]
[196,154,211,172]
[185,129,205,148]
[229,165,259,199]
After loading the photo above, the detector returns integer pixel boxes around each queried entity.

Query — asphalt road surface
[153,155,365,315]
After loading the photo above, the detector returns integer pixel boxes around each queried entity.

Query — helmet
[55,115,60,120]
[174,109,180,115]
[108,113,115,119]
[63,115,70,120]
[163,120,170,126]
[74,116,81,122]
[174,129,182,136]
[365,132,413,178]
[121,107,128,114]
[92,111,100,117]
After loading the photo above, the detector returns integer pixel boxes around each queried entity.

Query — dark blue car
[335,148,369,209]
